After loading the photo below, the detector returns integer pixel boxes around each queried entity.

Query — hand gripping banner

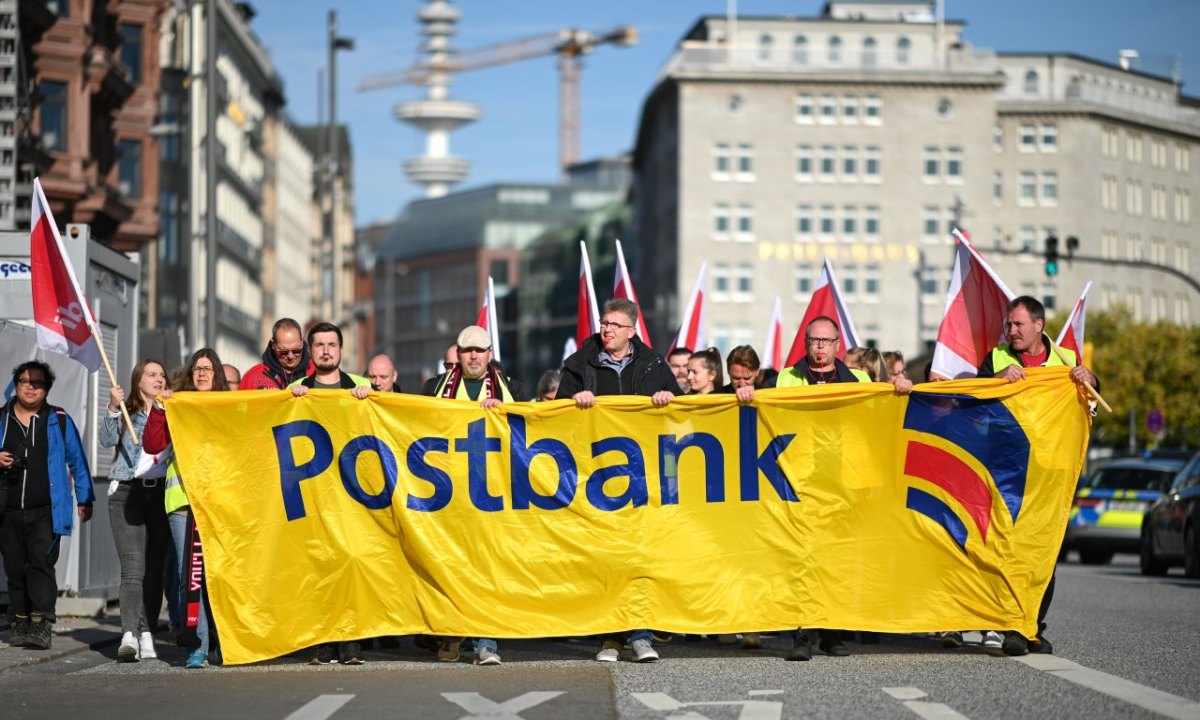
[165,369,1090,665]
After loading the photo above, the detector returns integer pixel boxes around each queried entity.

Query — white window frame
[734,143,755,182]
[712,263,731,301]
[945,146,963,183]
[921,206,940,242]
[794,144,814,181]
[863,145,881,182]
[841,94,859,123]
[922,147,941,183]
[818,204,836,241]
[1018,171,1037,206]
[711,143,731,181]
[819,94,837,124]
[794,93,814,124]
[863,264,881,302]
[863,205,881,241]
[733,263,754,302]
[863,94,882,124]
[1040,171,1058,206]
[841,204,858,240]
[1019,123,1036,152]
[734,203,755,242]
[818,145,836,182]
[993,170,1003,205]
[1039,123,1058,152]
[795,204,813,237]
[841,145,858,180]
[712,203,731,240]
[794,263,814,299]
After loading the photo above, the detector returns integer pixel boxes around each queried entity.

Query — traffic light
[1043,235,1059,277]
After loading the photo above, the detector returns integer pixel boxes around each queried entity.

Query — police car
[1064,458,1186,565]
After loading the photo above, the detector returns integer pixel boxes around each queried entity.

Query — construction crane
[359,25,637,180]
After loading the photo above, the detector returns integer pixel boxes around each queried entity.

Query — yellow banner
[165,368,1090,665]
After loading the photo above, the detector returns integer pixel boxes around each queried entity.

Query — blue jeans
[474,638,498,653]
[604,629,652,645]
[168,510,209,655]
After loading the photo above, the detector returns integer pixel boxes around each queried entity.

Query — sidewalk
[0,612,123,673]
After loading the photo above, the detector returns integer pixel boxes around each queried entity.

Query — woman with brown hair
[686,347,724,395]
[144,348,230,668]
[100,359,171,662]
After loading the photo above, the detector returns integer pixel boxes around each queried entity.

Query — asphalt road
[1,557,1197,720]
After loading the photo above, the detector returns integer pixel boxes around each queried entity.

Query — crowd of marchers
[1,294,1096,667]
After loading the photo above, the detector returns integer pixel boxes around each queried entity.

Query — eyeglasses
[192,366,216,375]
[274,346,304,358]
[599,321,634,331]
[15,378,47,389]
[806,337,839,346]
[443,362,458,371]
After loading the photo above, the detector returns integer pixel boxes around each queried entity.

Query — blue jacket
[2,400,95,536]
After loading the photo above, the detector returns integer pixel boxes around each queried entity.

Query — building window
[818,145,836,180]
[1176,189,1191,224]
[863,146,881,180]
[795,145,814,180]
[896,37,911,64]
[794,264,814,296]
[819,204,835,237]
[993,124,1003,151]
[735,143,754,181]
[1042,282,1057,312]
[735,204,754,241]
[863,205,880,237]
[120,24,143,84]
[1176,242,1191,273]
[712,204,730,239]
[1150,138,1166,168]
[1040,123,1057,151]
[828,36,842,63]
[795,93,814,123]
[842,94,858,122]
[1019,171,1036,205]
[922,206,940,239]
[39,81,68,152]
[1127,133,1143,164]
[842,204,857,236]
[758,34,774,62]
[796,205,813,236]
[1040,171,1058,205]
[993,171,1003,204]
[945,146,963,182]
[1126,181,1143,216]
[712,143,730,180]
[819,94,836,123]
[713,264,730,299]
[863,94,882,124]
[862,37,877,67]
[793,35,808,64]
[841,145,857,178]
[1018,226,1036,254]
[118,139,142,198]
[734,263,754,301]
[923,147,940,180]
[1019,123,1036,151]
[842,265,858,298]
[1023,69,1039,95]
[1175,144,1191,173]
[864,265,881,299]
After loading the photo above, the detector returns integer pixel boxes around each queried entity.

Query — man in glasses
[1,361,94,650]
[240,317,314,390]
[420,342,459,396]
[739,316,911,660]
[558,298,680,663]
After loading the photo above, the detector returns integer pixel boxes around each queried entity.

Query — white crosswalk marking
[632,692,783,720]
[283,694,355,720]
[1016,654,1200,720]
[882,688,969,719]
[441,691,564,720]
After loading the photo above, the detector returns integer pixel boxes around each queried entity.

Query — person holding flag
[977,295,1099,657]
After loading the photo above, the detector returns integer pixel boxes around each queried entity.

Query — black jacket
[556,334,681,398]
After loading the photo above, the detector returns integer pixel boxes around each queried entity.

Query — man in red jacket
[239,318,314,390]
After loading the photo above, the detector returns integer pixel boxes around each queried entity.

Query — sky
[251,1,1200,227]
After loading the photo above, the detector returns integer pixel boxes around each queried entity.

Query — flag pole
[1049,345,1111,413]
[89,316,139,443]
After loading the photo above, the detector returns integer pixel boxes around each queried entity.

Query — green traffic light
[1045,260,1059,277]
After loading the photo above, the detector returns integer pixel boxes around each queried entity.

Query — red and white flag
[613,239,651,346]
[784,257,861,367]
[930,229,1016,379]
[667,263,706,355]
[474,275,501,362]
[30,178,102,372]
[762,296,784,370]
[576,242,600,348]
[1054,281,1092,365]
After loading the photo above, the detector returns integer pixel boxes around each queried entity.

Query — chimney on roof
[1118,49,1139,71]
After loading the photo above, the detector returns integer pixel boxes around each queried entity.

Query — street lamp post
[326,11,354,326]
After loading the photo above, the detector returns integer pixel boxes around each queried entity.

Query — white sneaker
[631,638,659,663]
[982,631,1003,648]
[117,632,140,663]
[139,631,157,659]
[474,647,502,666]
[595,641,621,662]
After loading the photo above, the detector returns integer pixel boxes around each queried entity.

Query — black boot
[1001,631,1029,656]
[818,629,849,657]
[26,616,52,650]
[786,629,812,661]
[8,616,31,648]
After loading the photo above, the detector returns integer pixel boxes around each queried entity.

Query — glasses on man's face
[443,362,458,371]
[193,366,216,375]
[806,336,838,347]
[274,346,304,358]
[15,378,47,389]
[599,321,633,331]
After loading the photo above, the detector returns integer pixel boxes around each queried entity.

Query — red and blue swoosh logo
[902,393,1030,552]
